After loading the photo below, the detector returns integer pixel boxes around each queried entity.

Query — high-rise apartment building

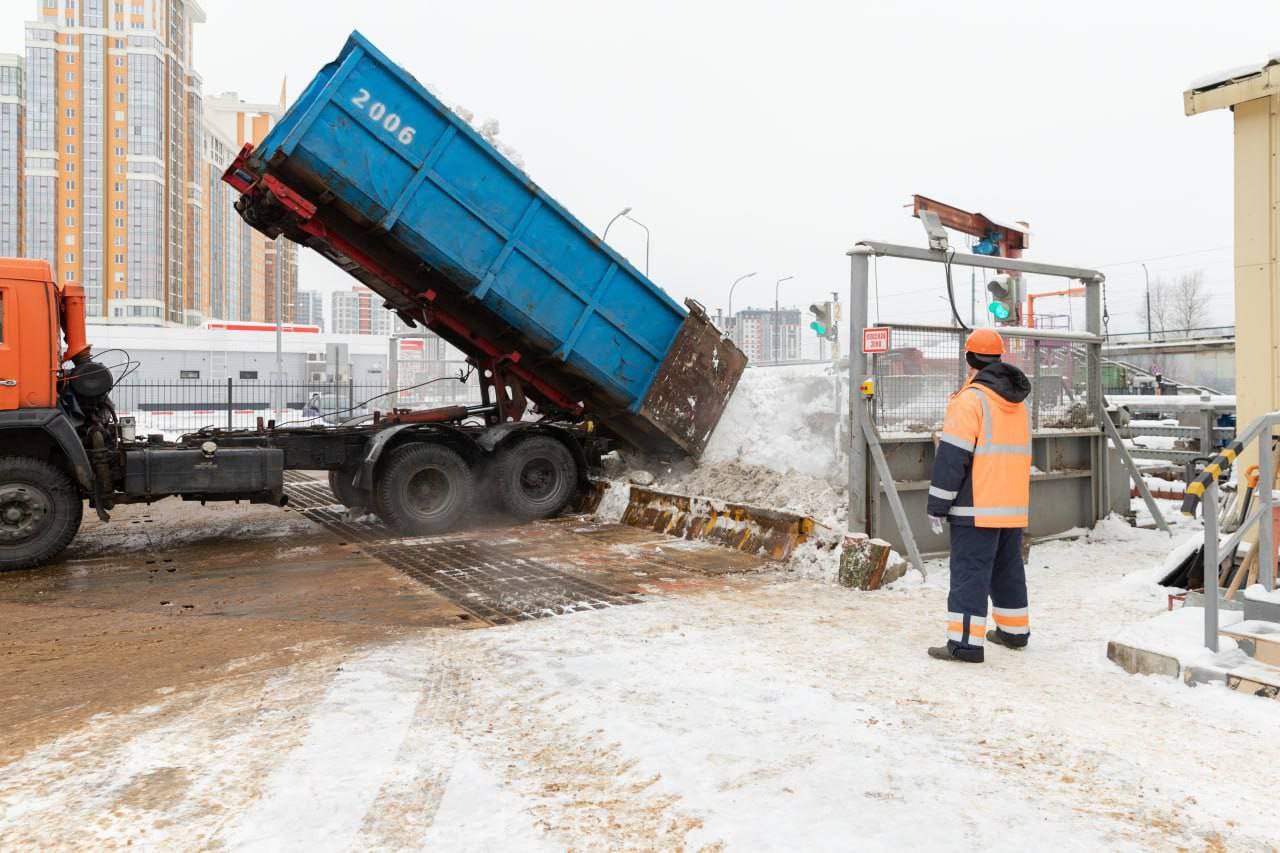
[295,288,324,331]
[332,286,410,336]
[0,55,23,257]
[10,0,297,326]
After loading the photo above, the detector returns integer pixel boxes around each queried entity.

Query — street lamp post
[1142,262,1152,341]
[623,212,650,276]
[774,274,794,361]
[603,206,631,241]
[727,271,757,346]
[602,207,650,276]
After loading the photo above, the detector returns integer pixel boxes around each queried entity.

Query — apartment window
[114,75,123,85]
[64,252,75,263]
[113,235,123,245]
[113,128,122,138]
[113,56,123,66]
[179,370,200,380]
[64,108,75,118]
[64,235,75,245]
[113,200,124,210]
[114,92,124,103]
[65,199,76,208]
[64,89,73,100]
[65,144,75,154]
[65,54,75,64]
[65,271,75,281]
[65,71,75,82]
[65,180,75,190]
[113,272,123,282]
[65,162,75,172]
[114,164,124,174]
[114,146,123,156]
[113,182,122,192]
[65,126,75,136]
[239,371,258,381]
[113,253,124,263]
[113,217,123,227]
[65,216,75,226]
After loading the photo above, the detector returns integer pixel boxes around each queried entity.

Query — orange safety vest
[937,382,1032,528]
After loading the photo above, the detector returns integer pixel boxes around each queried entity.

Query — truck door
[0,283,17,411]
[0,277,58,411]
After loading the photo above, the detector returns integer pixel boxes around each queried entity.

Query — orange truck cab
[0,260,105,570]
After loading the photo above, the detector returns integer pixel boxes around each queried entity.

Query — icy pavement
[3,520,1278,850]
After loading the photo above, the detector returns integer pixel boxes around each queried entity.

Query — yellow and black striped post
[1181,439,1244,516]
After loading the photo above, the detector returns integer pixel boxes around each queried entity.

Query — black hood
[972,361,1031,404]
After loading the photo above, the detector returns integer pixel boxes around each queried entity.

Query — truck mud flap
[621,486,813,561]
[634,301,747,459]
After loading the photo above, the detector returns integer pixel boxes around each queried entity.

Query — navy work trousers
[945,525,1030,657]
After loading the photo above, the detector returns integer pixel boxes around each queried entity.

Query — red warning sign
[862,327,891,354]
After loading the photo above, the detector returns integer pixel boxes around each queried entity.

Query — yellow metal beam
[1185,62,1280,468]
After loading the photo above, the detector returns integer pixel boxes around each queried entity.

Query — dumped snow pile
[653,460,846,528]
[701,363,844,481]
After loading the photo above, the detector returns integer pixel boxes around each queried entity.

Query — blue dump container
[230,31,744,457]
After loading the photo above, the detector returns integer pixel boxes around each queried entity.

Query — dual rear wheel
[336,436,579,536]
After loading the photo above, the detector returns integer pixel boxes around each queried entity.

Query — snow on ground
[5,521,1278,849]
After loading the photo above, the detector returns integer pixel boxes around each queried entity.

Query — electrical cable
[239,368,476,431]
[942,248,971,332]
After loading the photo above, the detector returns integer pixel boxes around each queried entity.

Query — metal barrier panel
[863,323,1119,555]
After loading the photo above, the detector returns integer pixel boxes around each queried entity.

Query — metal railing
[1181,412,1279,651]
[1105,325,1235,344]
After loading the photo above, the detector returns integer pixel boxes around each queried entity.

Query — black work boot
[986,629,1028,650]
[927,644,984,663]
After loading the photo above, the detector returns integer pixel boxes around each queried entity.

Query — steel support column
[848,250,870,534]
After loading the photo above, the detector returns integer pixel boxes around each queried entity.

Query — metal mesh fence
[871,324,1095,433]
[112,381,400,438]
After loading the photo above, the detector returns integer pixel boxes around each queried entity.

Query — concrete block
[1106,640,1181,678]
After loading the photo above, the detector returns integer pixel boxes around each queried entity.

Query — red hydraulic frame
[222,144,583,425]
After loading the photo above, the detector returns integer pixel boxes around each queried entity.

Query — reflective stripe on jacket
[927,382,1032,528]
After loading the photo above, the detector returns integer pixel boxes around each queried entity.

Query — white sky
[2,0,1275,336]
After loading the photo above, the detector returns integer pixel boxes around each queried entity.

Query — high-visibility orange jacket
[927,362,1032,528]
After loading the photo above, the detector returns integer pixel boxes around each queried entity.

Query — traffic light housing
[809,302,837,339]
[986,275,1023,325]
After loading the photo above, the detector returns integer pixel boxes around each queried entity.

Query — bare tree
[1169,270,1211,338]
[1137,279,1174,338]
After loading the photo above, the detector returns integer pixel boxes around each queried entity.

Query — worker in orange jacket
[926,328,1032,663]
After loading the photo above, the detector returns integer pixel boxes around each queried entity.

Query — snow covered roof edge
[1187,52,1280,93]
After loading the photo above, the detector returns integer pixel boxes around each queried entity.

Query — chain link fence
[871,324,1094,434]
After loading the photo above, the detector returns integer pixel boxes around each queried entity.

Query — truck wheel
[492,436,579,521]
[375,443,474,536]
[0,457,84,572]
[328,467,370,512]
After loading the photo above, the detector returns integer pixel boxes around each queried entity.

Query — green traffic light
[810,321,827,336]
[988,301,1011,321]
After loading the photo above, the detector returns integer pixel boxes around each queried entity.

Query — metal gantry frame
[845,240,1168,558]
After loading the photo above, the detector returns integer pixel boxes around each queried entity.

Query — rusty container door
[634,301,747,458]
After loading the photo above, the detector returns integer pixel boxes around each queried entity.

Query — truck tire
[375,443,474,536]
[0,457,84,571]
[328,467,370,512]
[492,436,579,521]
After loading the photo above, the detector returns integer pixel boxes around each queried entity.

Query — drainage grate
[284,481,345,511]
[284,483,638,624]
[283,470,324,486]
[370,538,639,625]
